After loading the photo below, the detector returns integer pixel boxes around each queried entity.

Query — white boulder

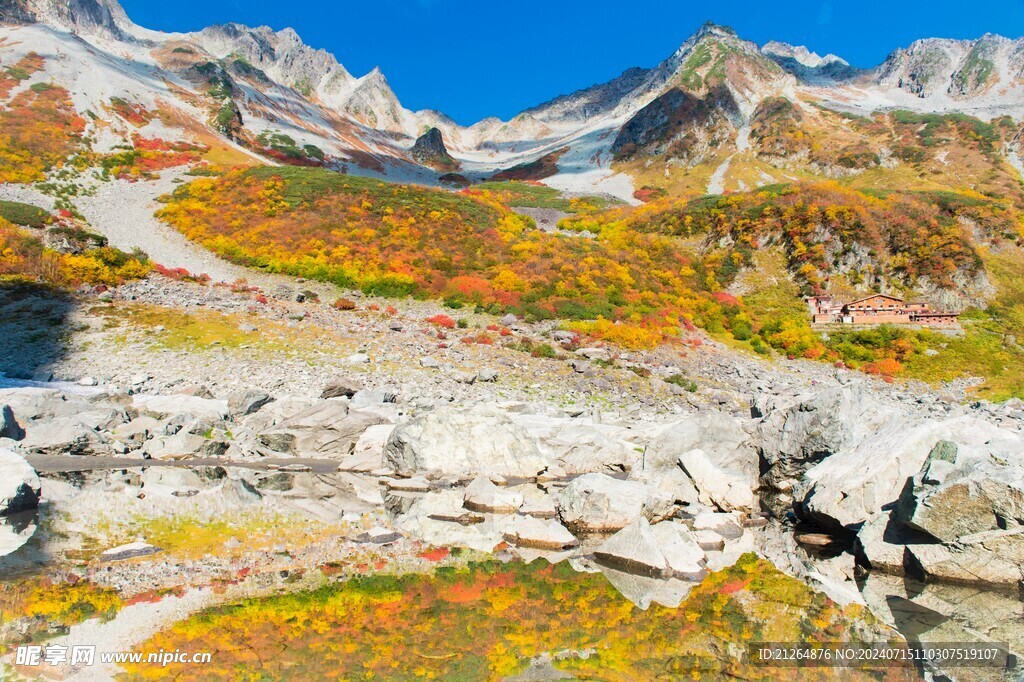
[463,477,524,513]
[557,473,674,532]
[798,416,1020,531]
[384,405,549,478]
[0,448,40,516]
[678,448,755,512]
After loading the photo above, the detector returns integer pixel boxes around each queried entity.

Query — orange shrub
[461,333,494,345]
[864,358,904,376]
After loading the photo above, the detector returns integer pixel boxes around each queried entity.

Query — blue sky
[121,0,1024,125]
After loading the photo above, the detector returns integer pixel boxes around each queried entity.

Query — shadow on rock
[0,282,76,381]
[0,507,41,568]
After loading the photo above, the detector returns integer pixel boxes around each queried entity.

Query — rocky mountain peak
[351,66,395,98]
[762,41,858,83]
[692,21,738,41]
[195,22,353,97]
[410,127,458,170]
[0,0,36,24]
[521,65,652,126]
[26,0,132,38]
[340,66,408,133]
[873,33,1024,100]
[762,41,848,68]
[649,21,790,109]
[363,66,388,85]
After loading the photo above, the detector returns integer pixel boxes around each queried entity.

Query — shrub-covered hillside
[565,182,1020,303]
[157,167,741,348]
[563,181,1024,399]
[157,169,1024,397]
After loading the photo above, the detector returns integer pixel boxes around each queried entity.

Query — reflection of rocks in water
[254,471,383,521]
[504,516,579,550]
[597,564,697,610]
[859,572,1023,681]
[388,488,781,611]
[1,446,42,560]
[511,547,576,565]
[384,490,422,517]
[503,653,576,681]
[395,490,510,553]
[755,522,864,607]
[0,507,39,559]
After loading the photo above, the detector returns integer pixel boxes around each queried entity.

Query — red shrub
[426,314,456,329]
[712,291,740,307]
[417,547,450,562]
[153,264,210,284]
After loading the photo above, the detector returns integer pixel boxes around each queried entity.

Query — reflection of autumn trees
[0,577,124,647]
[123,555,912,681]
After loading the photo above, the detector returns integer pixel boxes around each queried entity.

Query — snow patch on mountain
[542,125,638,204]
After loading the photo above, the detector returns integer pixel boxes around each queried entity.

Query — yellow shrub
[568,318,664,350]
[492,269,526,292]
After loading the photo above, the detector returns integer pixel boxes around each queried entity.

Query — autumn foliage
[101,134,207,181]
[566,181,1016,296]
[0,79,86,184]
[155,167,727,348]
[0,220,151,287]
[0,52,45,99]
[108,96,157,127]
[0,576,124,649]
[122,555,907,681]
[426,314,456,329]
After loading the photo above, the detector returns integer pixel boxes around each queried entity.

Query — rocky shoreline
[1,275,1023,679]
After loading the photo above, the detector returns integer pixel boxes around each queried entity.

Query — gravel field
[72,171,261,284]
